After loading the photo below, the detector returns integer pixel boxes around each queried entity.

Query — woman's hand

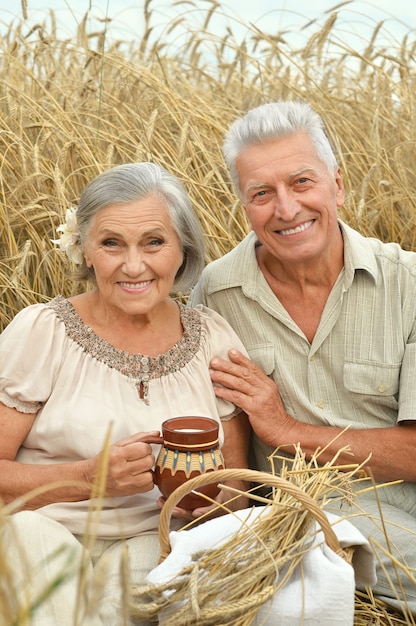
[0,401,162,506]
[92,431,161,497]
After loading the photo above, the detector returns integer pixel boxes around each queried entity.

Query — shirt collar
[339,220,378,287]
[207,220,378,294]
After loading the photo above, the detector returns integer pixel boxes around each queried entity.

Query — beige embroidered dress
[0,296,245,538]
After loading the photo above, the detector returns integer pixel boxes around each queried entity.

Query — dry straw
[130,447,414,625]
[1,1,416,331]
[0,443,413,624]
[130,471,350,625]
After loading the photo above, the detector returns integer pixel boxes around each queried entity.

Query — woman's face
[83,194,184,318]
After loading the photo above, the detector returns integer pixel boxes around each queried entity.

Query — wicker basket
[157,468,348,561]
[131,468,359,625]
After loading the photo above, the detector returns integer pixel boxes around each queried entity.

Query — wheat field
[1,1,416,623]
[1,1,416,332]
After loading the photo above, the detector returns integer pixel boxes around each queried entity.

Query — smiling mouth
[119,280,152,290]
[277,220,314,236]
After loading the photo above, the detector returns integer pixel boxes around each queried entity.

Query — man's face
[236,132,345,268]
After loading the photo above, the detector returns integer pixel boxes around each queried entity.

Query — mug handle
[135,433,164,485]
[137,433,164,445]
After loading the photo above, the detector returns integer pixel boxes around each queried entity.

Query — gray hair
[75,162,205,294]
[223,101,339,198]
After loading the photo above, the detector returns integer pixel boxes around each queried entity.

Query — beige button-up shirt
[189,221,416,513]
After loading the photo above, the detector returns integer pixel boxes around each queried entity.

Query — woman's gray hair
[223,101,339,198]
[75,162,205,294]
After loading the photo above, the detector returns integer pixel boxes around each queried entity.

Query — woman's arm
[215,410,251,509]
[0,402,157,509]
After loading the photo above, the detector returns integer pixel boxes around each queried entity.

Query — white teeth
[119,281,151,289]
[279,220,313,236]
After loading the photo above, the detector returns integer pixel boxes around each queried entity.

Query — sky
[1,0,415,54]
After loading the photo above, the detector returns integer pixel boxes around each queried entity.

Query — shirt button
[317,400,325,409]
[378,384,386,393]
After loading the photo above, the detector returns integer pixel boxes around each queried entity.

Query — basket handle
[158,468,341,561]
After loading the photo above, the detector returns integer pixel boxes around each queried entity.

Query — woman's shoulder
[184,303,248,358]
[178,302,234,350]
[46,294,80,322]
[186,302,231,325]
[2,297,64,334]
[186,303,243,341]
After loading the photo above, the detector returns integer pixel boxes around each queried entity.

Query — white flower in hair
[51,207,83,265]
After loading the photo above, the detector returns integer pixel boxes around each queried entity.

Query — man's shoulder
[371,236,416,266]
[341,221,416,277]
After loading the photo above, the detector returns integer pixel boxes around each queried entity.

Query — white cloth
[147,506,376,625]
[0,297,247,538]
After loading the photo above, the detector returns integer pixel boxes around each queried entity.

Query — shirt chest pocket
[343,361,400,397]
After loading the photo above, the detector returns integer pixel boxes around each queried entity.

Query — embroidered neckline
[47,295,201,404]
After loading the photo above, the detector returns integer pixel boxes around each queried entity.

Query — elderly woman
[0,163,249,625]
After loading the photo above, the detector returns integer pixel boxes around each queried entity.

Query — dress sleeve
[196,305,250,421]
[0,304,65,413]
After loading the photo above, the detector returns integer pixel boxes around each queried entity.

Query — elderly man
[189,101,416,615]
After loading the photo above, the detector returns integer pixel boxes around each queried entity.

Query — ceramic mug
[144,416,225,509]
